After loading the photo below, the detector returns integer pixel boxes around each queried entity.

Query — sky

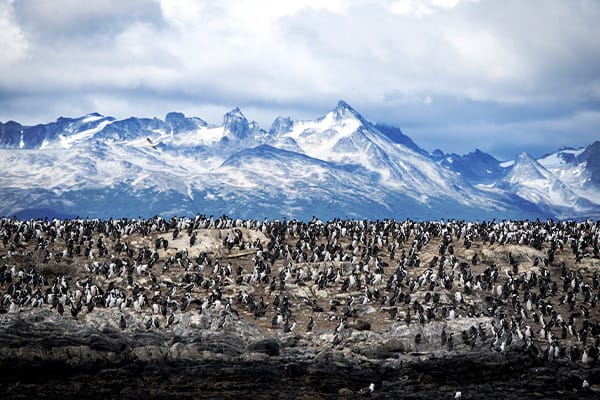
[0,0,599,160]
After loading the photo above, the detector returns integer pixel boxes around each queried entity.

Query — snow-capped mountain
[430,148,507,184]
[271,101,489,206]
[491,152,597,219]
[0,101,597,220]
[537,144,600,205]
[373,123,429,156]
[0,113,116,149]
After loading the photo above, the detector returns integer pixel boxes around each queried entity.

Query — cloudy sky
[0,0,599,159]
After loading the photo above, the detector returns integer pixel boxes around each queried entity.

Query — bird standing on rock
[441,328,447,345]
[306,316,314,332]
[283,319,296,333]
[582,379,589,390]
[415,333,422,346]
[357,383,375,395]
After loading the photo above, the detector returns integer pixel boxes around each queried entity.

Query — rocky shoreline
[1,310,599,399]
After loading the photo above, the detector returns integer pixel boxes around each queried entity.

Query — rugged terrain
[2,101,599,220]
[1,215,600,399]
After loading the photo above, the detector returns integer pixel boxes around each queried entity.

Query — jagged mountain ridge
[491,152,598,219]
[0,101,598,220]
[535,144,600,208]
[430,148,507,185]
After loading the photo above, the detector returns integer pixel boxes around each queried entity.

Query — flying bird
[146,137,158,150]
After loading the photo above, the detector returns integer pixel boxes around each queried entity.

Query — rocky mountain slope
[0,101,598,220]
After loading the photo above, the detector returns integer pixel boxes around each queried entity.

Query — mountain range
[0,100,598,220]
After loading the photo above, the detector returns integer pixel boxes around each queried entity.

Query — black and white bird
[283,319,296,333]
[357,383,375,395]
[306,316,314,332]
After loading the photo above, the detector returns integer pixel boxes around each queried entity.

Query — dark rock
[352,319,372,331]
[357,339,405,359]
[246,338,280,356]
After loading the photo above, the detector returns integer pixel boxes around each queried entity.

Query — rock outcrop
[1,309,599,399]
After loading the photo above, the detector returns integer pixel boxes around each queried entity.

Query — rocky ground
[1,216,600,399]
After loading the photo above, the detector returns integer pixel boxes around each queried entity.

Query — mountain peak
[578,141,600,186]
[165,111,185,121]
[507,152,547,182]
[335,100,354,111]
[223,108,250,139]
[269,116,293,136]
[516,152,534,162]
[164,112,207,133]
[333,100,362,119]
[583,140,600,154]
[225,107,244,117]
[466,148,499,161]
[513,152,543,170]
[331,100,366,122]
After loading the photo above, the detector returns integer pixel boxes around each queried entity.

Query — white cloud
[4,0,598,105]
[12,0,161,35]
[0,0,598,156]
[0,0,28,67]
[431,0,461,9]
[390,0,470,16]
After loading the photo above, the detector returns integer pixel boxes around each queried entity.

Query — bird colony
[1,215,600,364]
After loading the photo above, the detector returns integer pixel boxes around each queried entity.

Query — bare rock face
[2,309,599,400]
[246,338,281,356]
